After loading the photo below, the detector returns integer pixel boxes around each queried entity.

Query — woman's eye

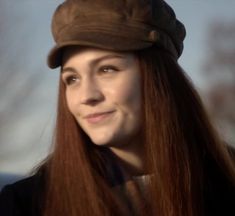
[99,66,118,74]
[63,75,79,85]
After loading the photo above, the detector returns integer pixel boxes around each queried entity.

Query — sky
[0,0,235,176]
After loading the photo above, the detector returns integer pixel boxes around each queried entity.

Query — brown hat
[47,0,186,69]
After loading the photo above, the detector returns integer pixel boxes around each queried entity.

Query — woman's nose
[79,78,104,106]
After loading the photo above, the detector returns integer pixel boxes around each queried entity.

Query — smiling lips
[84,111,115,124]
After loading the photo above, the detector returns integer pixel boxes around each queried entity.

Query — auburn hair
[42,46,235,216]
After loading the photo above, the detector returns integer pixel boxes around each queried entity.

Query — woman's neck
[109,139,146,177]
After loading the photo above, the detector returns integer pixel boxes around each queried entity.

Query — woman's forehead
[61,46,134,67]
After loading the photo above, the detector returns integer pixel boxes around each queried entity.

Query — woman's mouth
[84,111,115,124]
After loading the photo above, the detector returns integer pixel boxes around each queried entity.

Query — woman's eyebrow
[61,67,77,74]
[61,54,125,74]
[89,54,125,68]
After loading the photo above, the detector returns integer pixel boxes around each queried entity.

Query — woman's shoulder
[0,173,43,198]
[0,171,45,216]
[205,145,235,215]
[205,179,235,215]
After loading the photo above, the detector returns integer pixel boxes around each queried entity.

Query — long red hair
[42,46,235,216]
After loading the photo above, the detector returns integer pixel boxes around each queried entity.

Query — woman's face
[61,47,142,148]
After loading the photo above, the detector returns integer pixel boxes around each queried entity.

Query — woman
[0,0,235,215]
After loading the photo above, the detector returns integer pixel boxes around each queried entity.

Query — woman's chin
[90,136,113,146]
[90,135,119,147]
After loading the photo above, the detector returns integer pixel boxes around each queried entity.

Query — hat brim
[47,32,153,69]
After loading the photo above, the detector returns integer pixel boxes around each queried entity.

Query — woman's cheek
[66,91,79,116]
[107,77,140,101]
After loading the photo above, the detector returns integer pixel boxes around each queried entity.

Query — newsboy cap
[47,0,186,69]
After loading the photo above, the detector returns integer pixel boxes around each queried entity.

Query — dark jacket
[0,172,44,216]
[0,157,235,216]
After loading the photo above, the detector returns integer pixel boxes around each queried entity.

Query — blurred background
[0,0,235,189]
